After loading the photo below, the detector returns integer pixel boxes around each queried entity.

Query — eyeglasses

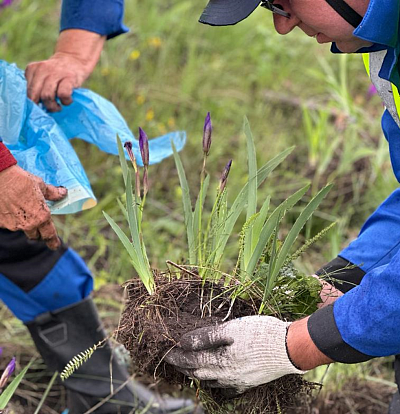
[260,0,290,18]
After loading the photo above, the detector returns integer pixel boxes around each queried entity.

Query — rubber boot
[388,391,400,414]
[26,297,202,414]
[389,355,400,414]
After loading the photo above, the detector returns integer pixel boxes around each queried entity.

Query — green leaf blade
[172,142,195,264]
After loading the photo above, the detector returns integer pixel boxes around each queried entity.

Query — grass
[0,0,398,411]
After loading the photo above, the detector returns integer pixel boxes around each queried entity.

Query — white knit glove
[165,315,306,394]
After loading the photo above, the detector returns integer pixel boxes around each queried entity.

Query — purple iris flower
[138,127,149,167]
[0,357,16,388]
[203,112,212,156]
[219,160,232,192]
[124,141,141,196]
[124,141,138,170]
[0,0,14,9]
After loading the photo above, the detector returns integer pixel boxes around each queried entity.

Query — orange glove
[0,165,67,250]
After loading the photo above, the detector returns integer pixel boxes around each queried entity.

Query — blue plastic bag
[0,60,186,214]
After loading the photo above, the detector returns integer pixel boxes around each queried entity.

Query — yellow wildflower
[148,36,162,48]
[136,95,145,105]
[101,67,110,77]
[146,109,154,122]
[129,50,141,60]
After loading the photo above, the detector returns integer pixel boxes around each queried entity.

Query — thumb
[40,183,68,201]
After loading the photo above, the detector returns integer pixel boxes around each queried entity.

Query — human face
[271,0,372,53]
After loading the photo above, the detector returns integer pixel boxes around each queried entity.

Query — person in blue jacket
[0,1,198,413]
[166,0,400,412]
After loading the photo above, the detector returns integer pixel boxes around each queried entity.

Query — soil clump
[117,272,316,413]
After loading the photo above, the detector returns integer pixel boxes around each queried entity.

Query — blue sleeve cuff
[333,253,400,357]
[308,305,373,363]
[60,0,129,40]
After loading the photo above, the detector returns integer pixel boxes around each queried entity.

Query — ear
[272,0,301,35]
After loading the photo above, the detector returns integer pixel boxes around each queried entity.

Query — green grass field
[0,0,398,412]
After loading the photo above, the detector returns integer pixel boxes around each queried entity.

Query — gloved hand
[0,165,67,249]
[165,315,306,394]
[25,29,105,112]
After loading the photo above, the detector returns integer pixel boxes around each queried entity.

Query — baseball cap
[199,0,290,26]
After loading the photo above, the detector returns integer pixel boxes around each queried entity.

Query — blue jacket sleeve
[60,0,129,39]
[308,251,400,360]
[307,110,400,361]
[333,253,400,357]
[339,187,400,273]
[339,110,400,273]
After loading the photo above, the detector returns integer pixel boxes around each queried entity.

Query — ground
[0,284,396,414]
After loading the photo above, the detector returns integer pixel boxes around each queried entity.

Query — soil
[116,272,317,414]
[1,284,396,413]
[302,379,395,414]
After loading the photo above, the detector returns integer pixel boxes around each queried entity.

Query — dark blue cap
[199,0,260,26]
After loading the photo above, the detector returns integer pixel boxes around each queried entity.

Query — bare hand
[312,275,344,308]
[25,29,106,112]
[25,52,88,112]
[0,165,68,249]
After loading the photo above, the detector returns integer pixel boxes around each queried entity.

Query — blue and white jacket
[309,0,400,361]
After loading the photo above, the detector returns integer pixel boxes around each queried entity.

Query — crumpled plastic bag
[0,60,186,214]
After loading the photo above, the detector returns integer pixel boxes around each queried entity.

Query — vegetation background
[0,0,398,412]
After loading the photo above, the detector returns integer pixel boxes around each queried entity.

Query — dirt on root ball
[116,272,316,413]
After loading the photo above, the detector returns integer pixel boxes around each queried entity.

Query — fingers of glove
[165,349,199,369]
[36,179,68,201]
[166,348,222,369]
[179,324,234,351]
[57,77,74,106]
[200,379,247,394]
[192,368,218,381]
[24,228,40,240]
[38,220,61,250]
[202,380,239,392]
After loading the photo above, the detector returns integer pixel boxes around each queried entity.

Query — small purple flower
[138,128,149,167]
[124,141,141,196]
[0,348,3,358]
[124,141,138,172]
[0,0,14,9]
[219,160,232,192]
[367,84,377,100]
[203,112,212,156]
[0,357,16,388]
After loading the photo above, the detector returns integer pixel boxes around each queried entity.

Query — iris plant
[107,116,331,305]
[105,134,154,294]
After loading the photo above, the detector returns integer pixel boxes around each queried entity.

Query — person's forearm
[286,317,333,370]
[55,29,106,77]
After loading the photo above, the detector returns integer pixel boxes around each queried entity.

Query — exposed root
[117,272,315,413]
